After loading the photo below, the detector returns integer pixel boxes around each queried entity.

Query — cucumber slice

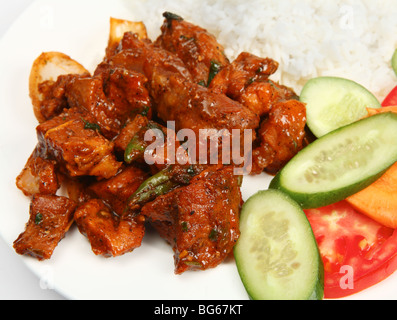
[392,49,397,77]
[234,189,323,300]
[269,112,397,209]
[300,76,381,137]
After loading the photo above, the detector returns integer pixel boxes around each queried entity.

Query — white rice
[124,0,397,101]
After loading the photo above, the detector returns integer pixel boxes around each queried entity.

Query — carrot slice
[367,106,397,116]
[346,106,397,228]
[347,162,397,228]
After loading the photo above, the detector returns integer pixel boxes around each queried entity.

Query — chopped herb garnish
[163,12,183,22]
[247,77,255,85]
[35,212,43,225]
[198,80,206,87]
[186,165,196,176]
[140,106,150,117]
[181,221,189,232]
[209,228,219,241]
[268,79,277,89]
[180,35,195,42]
[81,118,101,132]
[207,60,222,86]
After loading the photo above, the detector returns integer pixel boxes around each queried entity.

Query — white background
[0,0,65,300]
[1,0,396,301]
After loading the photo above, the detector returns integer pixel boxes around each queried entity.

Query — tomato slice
[382,85,397,106]
[305,201,397,299]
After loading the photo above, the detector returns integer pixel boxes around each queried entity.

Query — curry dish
[14,12,307,274]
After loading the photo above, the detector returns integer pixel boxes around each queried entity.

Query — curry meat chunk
[209,52,279,95]
[38,67,152,140]
[141,165,241,274]
[37,73,88,122]
[74,199,145,257]
[70,66,152,140]
[113,113,149,154]
[209,52,297,117]
[151,72,260,136]
[36,108,122,179]
[109,31,193,83]
[13,194,77,260]
[155,12,229,85]
[251,99,307,174]
[16,145,60,196]
[87,165,149,216]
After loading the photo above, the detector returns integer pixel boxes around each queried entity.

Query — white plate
[1,0,397,300]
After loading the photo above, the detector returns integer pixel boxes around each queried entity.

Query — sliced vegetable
[125,164,206,215]
[124,135,146,164]
[344,106,397,228]
[300,76,380,137]
[234,189,324,300]
[108,17,147,47]
[269,112,397,209]
[347,163,397,228]
[392,49,397,77]
[125,167,178,214]
[382,85,397,106]
[29,52,89,123]
[367,105,397,116]
[305,201,397,299]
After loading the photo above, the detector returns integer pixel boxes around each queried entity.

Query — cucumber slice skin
[300,76,381,138]
[234,189,324,300]
[270,170,386,209]
[270,112,397,209]
[392,49,397,77]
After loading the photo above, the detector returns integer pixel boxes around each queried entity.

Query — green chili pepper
[124,165,205,215]
[125,167,177,214]
[124,135,146,164]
